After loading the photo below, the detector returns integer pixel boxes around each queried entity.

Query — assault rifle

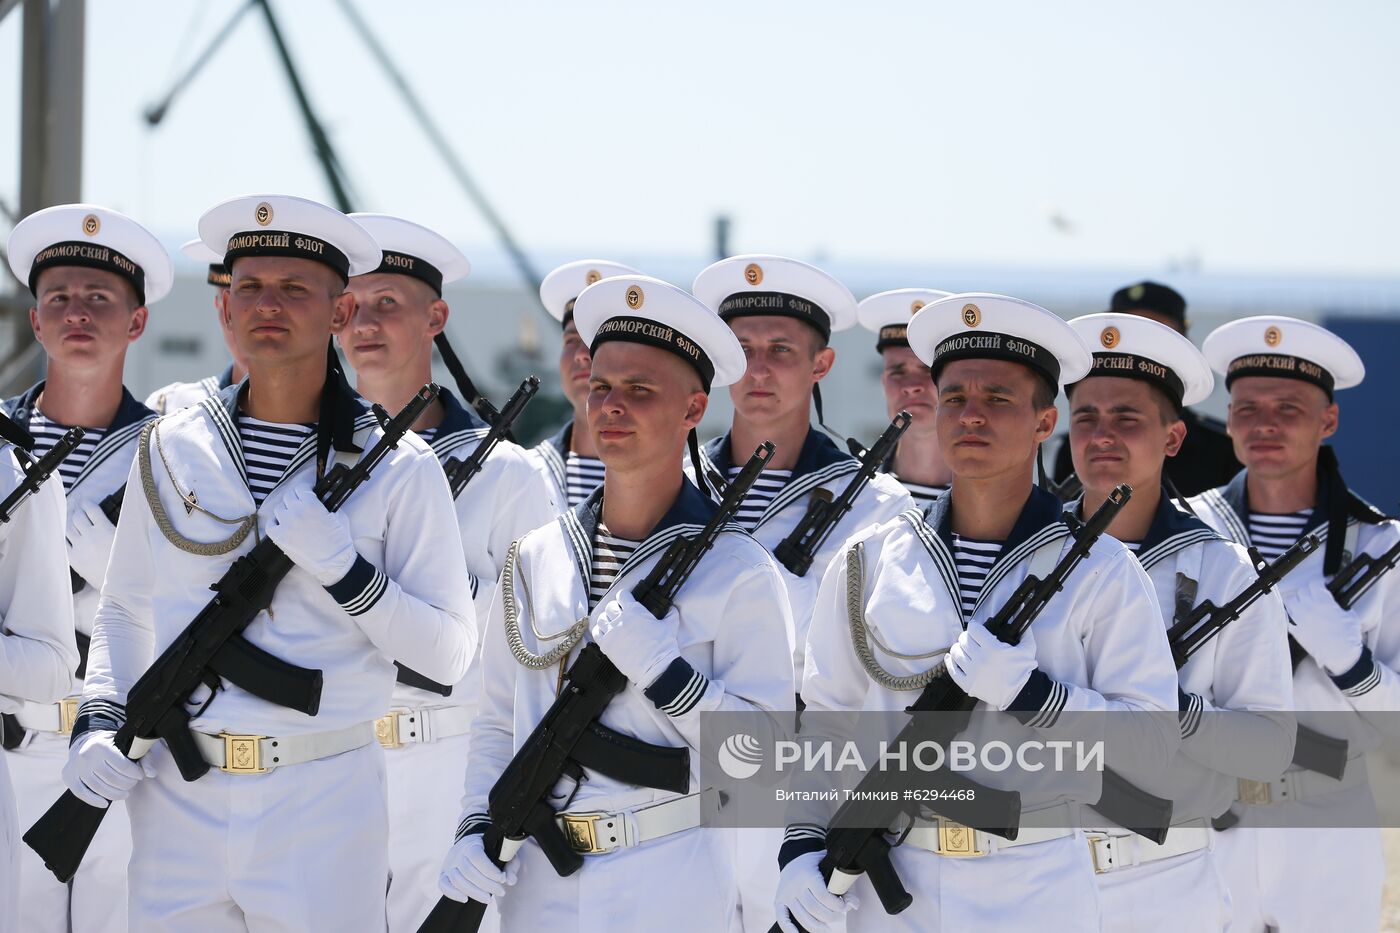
[394,376,542,697]
[417,442,776,933]
[0,426,84,523]
[24,385,440,883]
[1088,535,1319,840]
[772,484,1133,930]
[774,412,910,577]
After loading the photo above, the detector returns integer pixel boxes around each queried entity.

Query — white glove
[946,622,1038,710]
[1280,578,1365,675]
[590,590,682,688]
[437,833,519,904]
[62,730,156,808]
[775,852,858,933]
[67,500,117,590]
[265,487,357,586]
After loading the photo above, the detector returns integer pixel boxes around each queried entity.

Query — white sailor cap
[692,254,857,341]
[8,204,174,306]
[1202,315,1363,400]
[540,259,642,327]
[347,214,471,296]
[908,292,1093,388]
[573,275,746,391]
[1068,312,1213,408]
[858,288,954,352]
[181,237,230,288]
[197,194,381,282]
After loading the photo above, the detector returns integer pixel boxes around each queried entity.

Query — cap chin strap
[1318,445,1388,575]
[316,340,362,479]
[1163,473,1198,516]
[811,383,862,456]
[688,428,719,500]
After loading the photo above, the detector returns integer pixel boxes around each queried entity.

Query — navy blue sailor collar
[541,420,574,457]
[3,380,154,432]
[1068,485,1219,569]
[701,425,853,480]
[561,476,720,588]
[426,386,489,458]
[926,482,1067,557]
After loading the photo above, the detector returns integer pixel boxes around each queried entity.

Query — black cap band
[930,330,1060,387]
[207,264,231,288]
[589,315,715,392]
[373,251,444,296]
[718,291,832,341]
[1082,352,1186,409]
[29,241,147,305]
[223,230,350,282]
[877,324,910,352]
[1225,353,1335,400]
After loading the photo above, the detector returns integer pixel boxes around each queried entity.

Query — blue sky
[3,1,1398,278]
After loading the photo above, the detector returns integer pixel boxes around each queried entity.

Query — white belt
[902,802,1079,858]
[557,788,721,856]
[14,696,81,735]
[1235,753,1367,807]
[374,705,474,749]
[1086,819,1211,874]
[191,722,375,775]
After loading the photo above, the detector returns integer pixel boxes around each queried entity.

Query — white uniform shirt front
[82,382,477,739]
[144,365,236,416]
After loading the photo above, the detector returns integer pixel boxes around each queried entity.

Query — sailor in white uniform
[341,212,557,932]
[777,294,1180,933]
[691,255,912,932]
[438,274,795,931]
[0,412,81,933]
[145,238,247,415]
[1065,312,1295,932]
[857,289,955,509]
[532,260,642,511]
[68,195,477,932]
[1189,316,1397,933]
[3,203,172,933]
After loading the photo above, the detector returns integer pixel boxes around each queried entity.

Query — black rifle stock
[394,376,542,696]
[0,426,84,523]
[771,484,1134,931]
[24,385,440,883]
[774,412,910,577]
[1090,535,1320,841]
[417,443,776,933]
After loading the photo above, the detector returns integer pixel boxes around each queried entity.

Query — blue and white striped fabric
[726,465,793,530]
[589,525,640,610]
[566,452,606,509]
[1247,509,1312,561]
[28,409,105,493]
[951,535,1002,618]
[236,413,314,506]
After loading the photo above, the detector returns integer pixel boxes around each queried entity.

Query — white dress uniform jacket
[788,485,1180,932]
[458,480,795,933]
[1,383,154,933]
[0,442,80,933]
[144,364,235,416]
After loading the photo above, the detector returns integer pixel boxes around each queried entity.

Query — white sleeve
[0,464,79,708]
[325,447,477,686]
[1322,525,1400,721]
[462,445,558,620]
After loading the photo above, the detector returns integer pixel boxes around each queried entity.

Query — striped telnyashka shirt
[1248,509,1312,562]
[28,410,106,493]
[237,414,314,507]
[565,452,606,509]
[727,465,793,530]
[951,535,1003,618]
[588,524,640,611]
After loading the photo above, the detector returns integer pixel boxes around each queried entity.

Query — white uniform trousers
[127,741,389,933]
[847,833,1101,932]
[3,731,130,933]
[734,826,786,933]
[496,825,736,932]
[1096,845,1232,932]
[1,752,17,933]
[1218,782,1384,933]
[385,732,498,933]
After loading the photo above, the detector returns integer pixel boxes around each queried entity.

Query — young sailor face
[586,341,707,473]
[1068,376,1184,494]
[342,272,443,378]
[880,345,936,433]
[1227,375,1338,478]
[935,358,1057,481]
[727,315,833,423]
[559,318,594,410]
[224,256,353,369]
[29,265,147,369]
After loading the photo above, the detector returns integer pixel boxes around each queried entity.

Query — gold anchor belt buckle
[560,812,609,854]
[935,817,986,857]
[1237,778,1273,806]
[56,697,80,736]
[220,734,267,774]
[375,713,401,750]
